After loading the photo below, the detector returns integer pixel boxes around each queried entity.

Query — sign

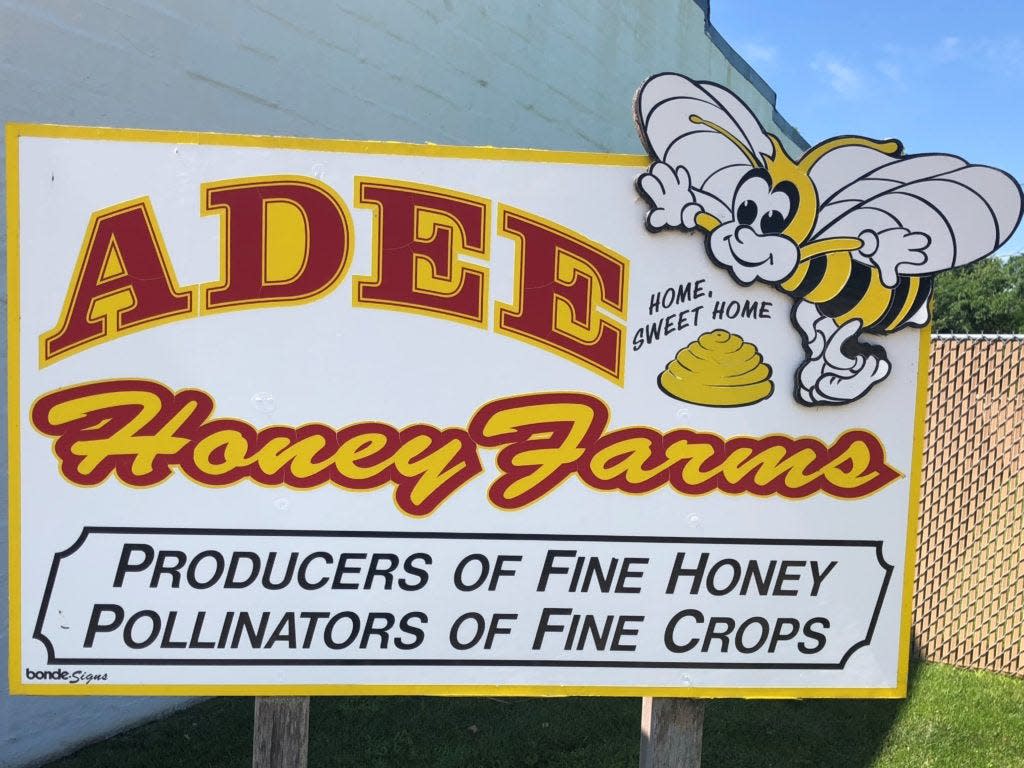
[7,75,1019,697]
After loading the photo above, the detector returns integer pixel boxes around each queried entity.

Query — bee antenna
[800,136,902,170]
[689,115,758,167]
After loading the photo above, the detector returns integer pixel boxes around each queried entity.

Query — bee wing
[810,150,1023,275]
[635,73,773,219]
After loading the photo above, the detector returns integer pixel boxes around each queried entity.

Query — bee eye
[737,199,758,226]
[760,209,786,234]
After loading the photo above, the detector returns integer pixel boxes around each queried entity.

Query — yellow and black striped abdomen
[778,251,932,333]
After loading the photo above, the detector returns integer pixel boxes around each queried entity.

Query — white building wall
[0,1,803,765]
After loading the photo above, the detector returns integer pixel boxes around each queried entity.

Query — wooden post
[640,697,704,768]
[252,696,310,768]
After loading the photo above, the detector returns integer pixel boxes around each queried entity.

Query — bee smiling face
[708,168,801,285]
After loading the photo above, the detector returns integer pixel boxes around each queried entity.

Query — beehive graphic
[658,329,774,407]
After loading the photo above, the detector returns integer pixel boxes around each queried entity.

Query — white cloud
[981,36,1024,70]
[812,55,863,98]
[927,34,1024,72]
[876,59,903,86]
[740,43,777,65]
[935,36,962,62]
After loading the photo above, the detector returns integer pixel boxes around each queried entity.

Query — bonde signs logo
[24,668,108,685]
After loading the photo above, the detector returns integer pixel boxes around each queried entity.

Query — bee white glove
[638,162,703,230]
[858,228,930,288]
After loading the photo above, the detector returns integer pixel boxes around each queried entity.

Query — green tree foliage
[930,254,1024,334]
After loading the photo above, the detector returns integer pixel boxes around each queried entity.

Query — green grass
[44,662,1024,768]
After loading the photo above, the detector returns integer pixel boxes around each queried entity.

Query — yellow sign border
[5,122,926,698]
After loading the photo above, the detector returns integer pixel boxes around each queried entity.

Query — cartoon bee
[635,73,1023,405]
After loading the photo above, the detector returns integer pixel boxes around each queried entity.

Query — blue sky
[712,0,1024,254]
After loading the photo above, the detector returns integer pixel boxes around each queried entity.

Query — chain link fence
[915,335,1024,677]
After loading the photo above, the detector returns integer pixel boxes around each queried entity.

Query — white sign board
[8,122,928,698]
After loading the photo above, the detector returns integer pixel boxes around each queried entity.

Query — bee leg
[794,310,891,406]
